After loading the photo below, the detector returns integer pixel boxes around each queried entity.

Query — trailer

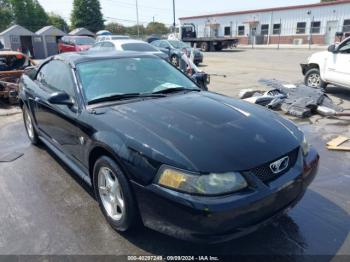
[180,23,239,52]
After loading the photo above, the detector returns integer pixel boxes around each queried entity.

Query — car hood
[308,50,328,63]
[102,92,302,173]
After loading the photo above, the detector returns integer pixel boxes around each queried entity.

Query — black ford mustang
[19,51,319,243]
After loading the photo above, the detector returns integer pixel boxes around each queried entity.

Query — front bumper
[131,148,319,243]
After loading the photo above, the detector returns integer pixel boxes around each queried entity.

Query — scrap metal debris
[326,136,350,152]
[240,79,345,118]
[0,51,35,104]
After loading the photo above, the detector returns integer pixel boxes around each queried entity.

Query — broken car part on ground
[240,79,348,118]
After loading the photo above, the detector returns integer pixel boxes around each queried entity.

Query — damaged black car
[19,51,319,243]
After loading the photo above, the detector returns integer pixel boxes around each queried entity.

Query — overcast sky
[38,0,319,26]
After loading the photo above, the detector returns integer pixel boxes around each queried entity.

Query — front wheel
[304,68,327,90]
[23,105,39,145]
[171,55,179,67]
[93,156,139,232]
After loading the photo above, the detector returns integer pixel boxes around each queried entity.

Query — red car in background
[58,36,95,53]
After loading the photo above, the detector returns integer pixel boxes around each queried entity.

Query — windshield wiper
[152,87,200,95]
[88,93,165,105]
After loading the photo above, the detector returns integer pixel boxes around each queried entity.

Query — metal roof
[0,25,35,36]
[69,28,95,36]
[179,0,350,20]
[36,26,66,36]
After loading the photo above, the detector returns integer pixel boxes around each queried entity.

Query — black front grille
[249,148,300,183]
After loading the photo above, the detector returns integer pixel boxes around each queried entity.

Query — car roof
[65,35,93,38]
[105,39,149,46]
[53,50,159,67]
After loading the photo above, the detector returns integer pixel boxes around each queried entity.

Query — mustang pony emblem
[270,156,289,174]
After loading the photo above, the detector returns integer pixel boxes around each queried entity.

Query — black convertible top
[54,50,158,67]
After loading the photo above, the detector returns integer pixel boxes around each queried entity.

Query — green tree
[48,12,69,32]
[146,22,169,35]
[10,0,48,31]
[125,25,146,37]
[71,0,104,32]
[105,22,126,34]
[0,0,13,32]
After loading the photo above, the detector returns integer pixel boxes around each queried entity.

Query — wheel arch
[302,63,320,75]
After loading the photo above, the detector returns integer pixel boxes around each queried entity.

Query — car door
[33,60,82,162]
[324,39,350,87]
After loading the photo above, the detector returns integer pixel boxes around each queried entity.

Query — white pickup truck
[301,37,350,90]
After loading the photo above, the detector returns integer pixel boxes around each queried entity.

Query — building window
[343,19,350,32]
[261,24,269,35]
[296,22,307,34]
[238,26,245,36]
[311,21,321,34]
[224,26,231,36]
[273,24,281,35]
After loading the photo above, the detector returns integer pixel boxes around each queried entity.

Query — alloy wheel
[307,73,321,88]
[171,56,178,67]
[24,109,34,140]
[98,167,125,221]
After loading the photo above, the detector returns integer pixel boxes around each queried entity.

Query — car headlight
[301,135,310,156]
[155,167,248,195]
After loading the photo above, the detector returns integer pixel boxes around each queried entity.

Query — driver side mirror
[24,66,38,80]
[328,44,337,53]
[48,91,74,107]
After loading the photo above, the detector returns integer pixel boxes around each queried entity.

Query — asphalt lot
[0,48,349,258]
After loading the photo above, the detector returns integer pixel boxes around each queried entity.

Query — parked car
[19,51,319,243]
[58,36,95,53]
[301,37,350,90]
[96,35,130,42]
[151,39,203,66]
[90,39,169,61]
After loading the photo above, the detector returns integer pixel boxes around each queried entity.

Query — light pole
[136,0,140,37]
[173,0,176,32]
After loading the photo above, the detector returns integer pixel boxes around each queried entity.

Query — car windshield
[121,43,158,52]
[74,37,95,45]
[168,40,190,49]
[77,57,199,103]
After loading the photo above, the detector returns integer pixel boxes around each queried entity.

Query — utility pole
[173,0,176,32]
[153,16,155,23]
[136,0,140,37]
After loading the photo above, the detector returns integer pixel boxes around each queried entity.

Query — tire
[93,156,139,232]
[23,104,39,145]
[304,68,327,90]
[200,42,209,52]
[214,44,223,51]
[170,55,179,67]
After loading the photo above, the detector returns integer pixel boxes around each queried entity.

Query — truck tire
[214,43,223,51]
[200,42,209,52]
[304,68,327,90]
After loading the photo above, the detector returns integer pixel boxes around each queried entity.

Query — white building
[179,0,350,45]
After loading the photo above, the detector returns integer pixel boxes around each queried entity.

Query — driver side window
[37,60,76,98]
[338,40,350,54]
